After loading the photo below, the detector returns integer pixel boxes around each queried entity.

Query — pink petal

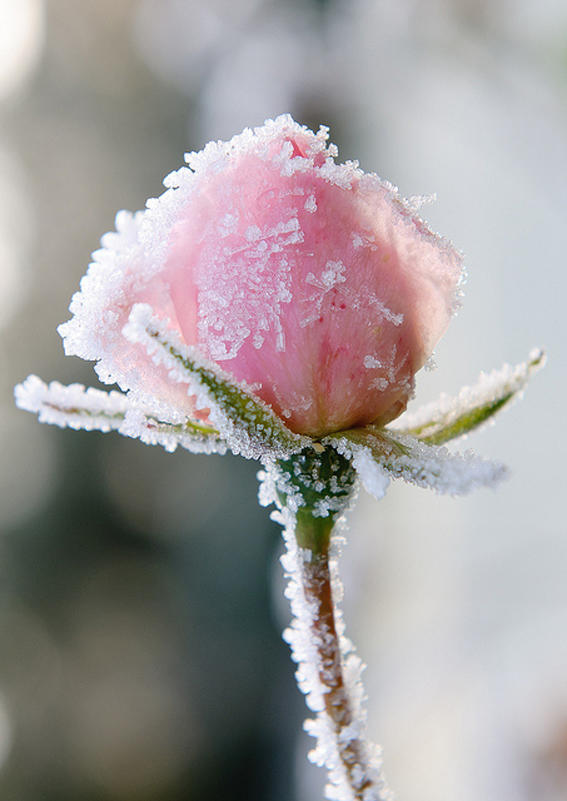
[59,115,463,437]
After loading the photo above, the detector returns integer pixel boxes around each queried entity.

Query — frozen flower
[56,115,462,437]
[14,115,544,801]
[15,114,542,494]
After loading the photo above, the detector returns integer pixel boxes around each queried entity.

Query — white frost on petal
[197,215,300,360]
[14,375,227,455]
[406,193,437,212]
[304,194,317,213]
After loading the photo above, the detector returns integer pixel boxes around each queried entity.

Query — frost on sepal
[123,303,310,460]
[327,426,507,497]
[14,375,227,455]
[392,348,545,445]
[271,446,357,519]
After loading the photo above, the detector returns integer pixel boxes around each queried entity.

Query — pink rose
[59,115,463,437]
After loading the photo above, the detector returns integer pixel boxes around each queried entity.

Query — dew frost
[350,449,390,500]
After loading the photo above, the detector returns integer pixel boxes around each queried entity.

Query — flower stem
[283,507,391,801]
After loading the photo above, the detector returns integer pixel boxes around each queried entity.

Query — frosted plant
[15,116,543,801]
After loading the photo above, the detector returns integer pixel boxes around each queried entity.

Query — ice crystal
[123,303,308,460]
[274,503,393,801]
[328,427,507,498]
[393,349,545,445]
[13,113,545,801]
[14,375,226,454]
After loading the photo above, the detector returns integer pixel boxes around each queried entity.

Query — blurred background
[1,0,566,799]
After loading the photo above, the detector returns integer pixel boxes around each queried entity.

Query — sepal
[14,375,227,454]
[326,425,507,497]
[123,304,310,460]
[392,349,545,445]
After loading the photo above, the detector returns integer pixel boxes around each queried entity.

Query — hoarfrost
[301,260,347,327]
[299,258,404,332]
[351,233,377,251]
[304,194,317,213]
[367,344,411,396]
[350,449,390,501]
[406,193,436,212]
[123,304,308,461]
[271,492,393,801]
[197,216,301,360]
[14,375,227,455]
[329,428,507,497]
[15,375,129,431]
[392,349,545,445]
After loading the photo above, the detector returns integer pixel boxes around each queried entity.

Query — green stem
[294,508,333,554]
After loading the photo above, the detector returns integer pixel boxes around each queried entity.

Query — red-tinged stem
[294,509,386,800]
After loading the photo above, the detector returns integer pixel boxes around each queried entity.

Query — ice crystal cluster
[15,116,543,801]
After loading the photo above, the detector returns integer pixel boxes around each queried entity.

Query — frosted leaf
[327,426,507,497]
[14,375,227,455]
[392,349,545,445]
[15,375,129,430]
[123,304,309,460]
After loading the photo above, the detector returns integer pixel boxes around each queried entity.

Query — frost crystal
[328,427,507,498]
[392,349,545,445]
[14,375,227,454]
[273,504,392,801]
[123,303,308,460]
[13,113,545,801]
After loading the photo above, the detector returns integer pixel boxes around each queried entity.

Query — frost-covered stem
[297,511,376,799]
[282,506,391,801]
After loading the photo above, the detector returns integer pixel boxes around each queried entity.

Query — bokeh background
[1,0,566,799]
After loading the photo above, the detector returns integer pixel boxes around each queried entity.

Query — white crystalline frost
[14,375,227,455]
[14,375,129,431]
[123,303,309,461]
[351,449,390,500]
[301,260,347,328]
[330,430,507,499]
[258,465,392,801]
[406,193,437,212]
[304,194,317,213]
[282,521,392,800]
[198,216,300,360]
[392,348,545,440]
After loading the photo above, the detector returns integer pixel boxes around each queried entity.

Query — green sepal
[276,445,356,518]
[394,349,545,445]
[326,425,507,496]
[14,375,227,455]
[123,304,309,459]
